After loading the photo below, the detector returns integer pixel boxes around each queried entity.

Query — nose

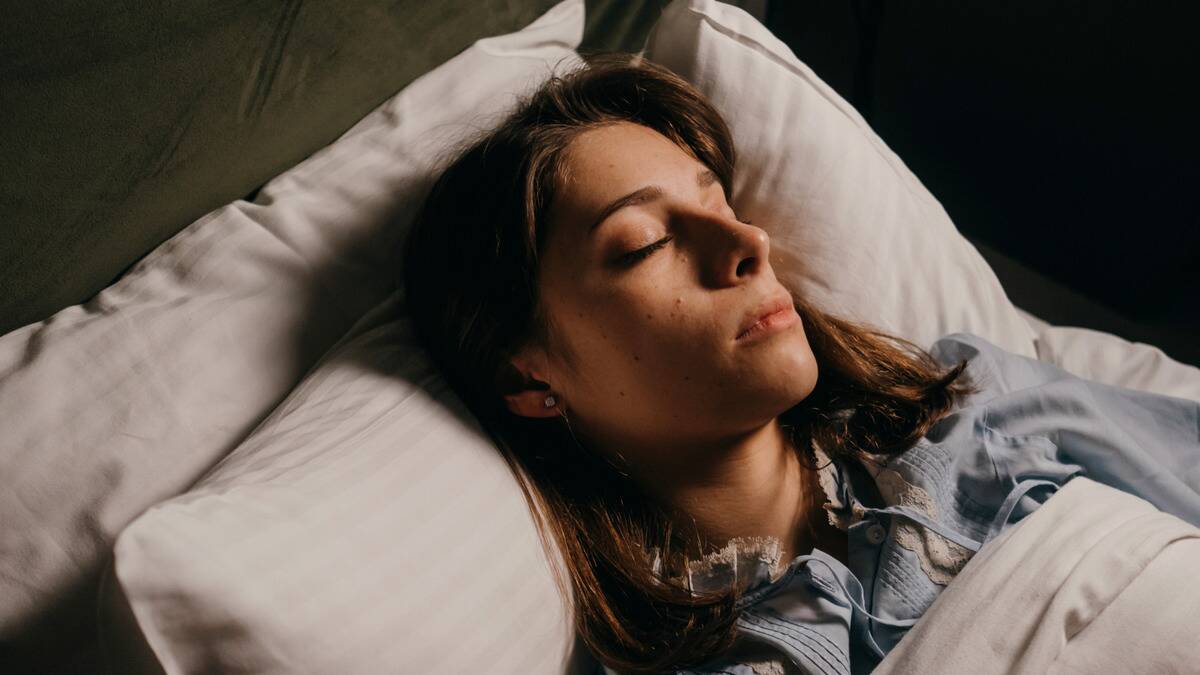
[684,206,771,288]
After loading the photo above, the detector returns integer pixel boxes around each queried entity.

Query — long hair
[399,53,974,674]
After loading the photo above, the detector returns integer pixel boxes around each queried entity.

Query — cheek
[566,285,709,373]
[627,300,718,373]
[570,306,668,372]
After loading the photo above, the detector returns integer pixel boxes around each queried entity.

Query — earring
[544,394,557,408]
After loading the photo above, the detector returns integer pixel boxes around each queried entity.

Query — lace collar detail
[643,443,853,595]
[812,439,869,531]
[645,535,788,594]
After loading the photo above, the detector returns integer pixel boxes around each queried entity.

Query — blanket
[873,475,1200,674]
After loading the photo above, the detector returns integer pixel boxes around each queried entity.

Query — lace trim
[644,440,858,591]
[870,465,973,586]
[647,443,975,600]
[644,535,787,593]
[814,439,973,585]
[745,658,788,675]
[644,449,852,594]
[812,440,867,532]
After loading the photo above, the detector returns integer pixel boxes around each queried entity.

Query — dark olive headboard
[0,0,672,336]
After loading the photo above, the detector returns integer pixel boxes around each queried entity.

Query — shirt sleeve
[929,332,1200,528]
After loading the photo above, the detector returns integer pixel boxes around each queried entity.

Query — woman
[399,54,1200,674]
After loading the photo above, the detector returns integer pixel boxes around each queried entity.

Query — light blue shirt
[592,332,1200,675]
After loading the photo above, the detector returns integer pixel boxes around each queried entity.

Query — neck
[639,418,817,565]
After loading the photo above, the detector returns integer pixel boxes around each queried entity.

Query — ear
[504,388,561,419]
[501,349,562,420]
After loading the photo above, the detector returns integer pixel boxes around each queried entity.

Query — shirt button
[865,524,887,545]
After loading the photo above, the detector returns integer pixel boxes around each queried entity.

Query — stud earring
[544,394,557,408]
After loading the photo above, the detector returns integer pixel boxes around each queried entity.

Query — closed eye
[617,213,752,267]
[620,236,673,266]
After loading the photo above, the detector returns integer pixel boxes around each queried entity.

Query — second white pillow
[645,0,1039,358]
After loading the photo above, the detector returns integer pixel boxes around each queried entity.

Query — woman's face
[508,121,818,472]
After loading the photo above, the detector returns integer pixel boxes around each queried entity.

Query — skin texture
[505,121,835,563]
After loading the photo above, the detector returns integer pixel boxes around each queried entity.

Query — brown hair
[399,54,974,673]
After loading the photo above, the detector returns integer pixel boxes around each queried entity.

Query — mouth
[736,293,798,341]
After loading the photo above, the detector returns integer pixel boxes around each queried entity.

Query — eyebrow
[589,168,721,235]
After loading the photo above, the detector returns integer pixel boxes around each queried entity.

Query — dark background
[765,0,1199,367]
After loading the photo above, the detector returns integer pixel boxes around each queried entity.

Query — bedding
[114,292,590,674]
[873,475,1200,674]
[1031,323,1200,403]
[1,0,1195,673]
[1015,305,1200,403]
[101,2,1200,675]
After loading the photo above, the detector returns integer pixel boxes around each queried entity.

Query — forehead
[560,122,698,186]
[553,122,704,214]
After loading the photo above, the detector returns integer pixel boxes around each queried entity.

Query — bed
[1,1,1197,673]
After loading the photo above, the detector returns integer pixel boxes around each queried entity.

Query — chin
[786,346,819,399]
[760,360,818,411]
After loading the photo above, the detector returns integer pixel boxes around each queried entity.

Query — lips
[736,293,794,340]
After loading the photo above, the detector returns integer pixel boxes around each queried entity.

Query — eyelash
[620,237,672,265]
[619,216,754,266]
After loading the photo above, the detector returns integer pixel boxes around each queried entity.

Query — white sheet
[1018,306,1200,403]
[874,475,1200,674]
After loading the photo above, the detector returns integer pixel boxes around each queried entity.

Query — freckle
[619,391,625,397]
[646,313,652,319]
[684,376,690,381]
[676,298,682,305]
[633,355,640,361]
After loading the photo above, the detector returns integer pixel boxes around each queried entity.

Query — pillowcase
[1030,324,1200,403]
[0,0,583,659]
[113,292,593,674]
[644,0,1040,359]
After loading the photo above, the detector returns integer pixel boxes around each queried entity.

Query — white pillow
[1031,324,1200,403]
[644,0,1040,359]
[0,0,582,653]
[115,292,591,674]
[1012,306,1200,403]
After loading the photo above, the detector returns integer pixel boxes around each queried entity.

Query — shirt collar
[645,441,863,595]
[813,439,871,531]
